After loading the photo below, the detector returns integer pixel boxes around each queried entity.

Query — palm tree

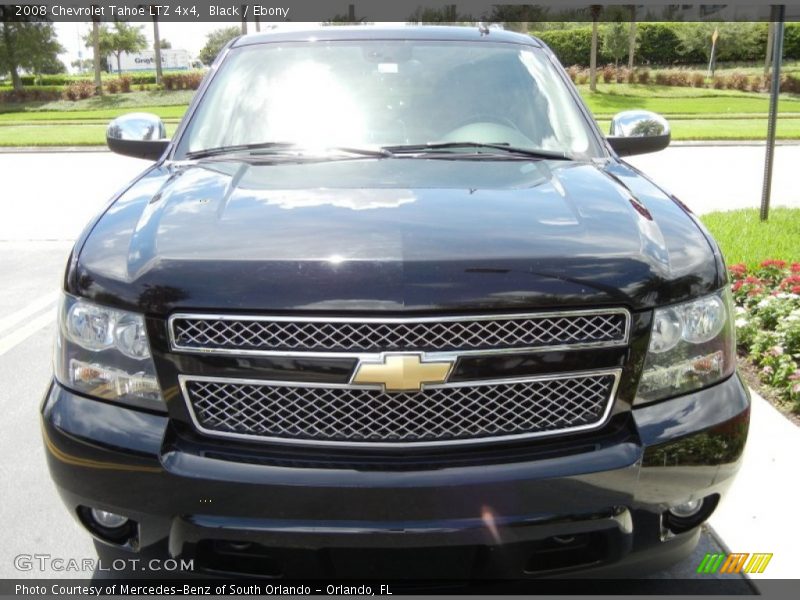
[764,21,774,78]
[589,5,602,92]
[627,5,637,70]
[91,7,102,95]
[152,8,162,85]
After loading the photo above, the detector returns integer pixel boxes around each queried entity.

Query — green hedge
[537,22,800,67]
[537,27,598,66]
[18,72,161,86]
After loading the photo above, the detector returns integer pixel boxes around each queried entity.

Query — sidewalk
[708,388,800,579]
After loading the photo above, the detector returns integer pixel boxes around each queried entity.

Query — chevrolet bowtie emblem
[351,354,454,392]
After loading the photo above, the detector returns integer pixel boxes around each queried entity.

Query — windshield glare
[179,40,598,158]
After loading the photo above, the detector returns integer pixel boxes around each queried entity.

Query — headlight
[54,294,164,411]
[636,289,735,405]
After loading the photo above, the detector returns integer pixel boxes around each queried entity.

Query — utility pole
[760,4,786,222]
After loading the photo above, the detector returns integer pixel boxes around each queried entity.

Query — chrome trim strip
[167,309,632,359]
[178,368,622,449]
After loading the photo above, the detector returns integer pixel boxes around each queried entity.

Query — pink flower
[729,263,747,276]
[760,259,787,269]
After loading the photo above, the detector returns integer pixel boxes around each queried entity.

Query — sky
[54,21,316,71]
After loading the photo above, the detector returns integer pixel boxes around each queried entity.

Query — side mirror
[106,112,170,160]
[606,110,670,157]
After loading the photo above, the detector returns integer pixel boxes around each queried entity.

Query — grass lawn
[701,208,800,267]
[0,123,178,146]
[595,117,800,140]
[579,84,800,116]
[1,83,800,145]
[0,106,187,122]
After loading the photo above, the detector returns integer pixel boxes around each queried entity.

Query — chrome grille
[170,310,629,355]
[181,371,620,447]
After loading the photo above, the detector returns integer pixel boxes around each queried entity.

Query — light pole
[760,4,786,222]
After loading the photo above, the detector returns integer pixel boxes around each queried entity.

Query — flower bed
[729,260,800,412]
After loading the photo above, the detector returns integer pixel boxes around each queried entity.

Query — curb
[671,140,800,147]
[0,146,108,153]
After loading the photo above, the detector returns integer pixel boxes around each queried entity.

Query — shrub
[62,80,95,101]
[602,64,615,83]
[616,66,629,84]
[728,71,750,91]
[729,261,800,411]
[537,27,595,66]
[636,68,650,84]
[105,79,119,94]
[575,69,589,85]
[654,71,669,86]
[119,75,132,93]
[636,23,685,64]
[691,72,706,88]
[782,75,800,94]
[712,76,728,89]
[0,86,62,103]
[785,23,800,60]
[566,65,580,83]
[666,70,690,86]
[183,71,204,89]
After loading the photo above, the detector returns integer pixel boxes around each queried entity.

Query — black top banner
[2,1,800,23]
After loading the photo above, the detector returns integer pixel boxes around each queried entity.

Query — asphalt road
[0,146,777,585]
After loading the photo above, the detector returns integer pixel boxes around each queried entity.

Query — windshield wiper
[382,142,572,160]
[185,142,393,160]
[185,142,298,159]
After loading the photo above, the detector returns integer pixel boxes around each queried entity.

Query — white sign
[116,49,191,72]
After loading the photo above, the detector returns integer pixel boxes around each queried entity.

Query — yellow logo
[351,354,454,392]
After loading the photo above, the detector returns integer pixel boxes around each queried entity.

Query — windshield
[177,39,600,159]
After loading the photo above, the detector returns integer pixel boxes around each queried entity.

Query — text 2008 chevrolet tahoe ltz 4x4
[42,26,749,579]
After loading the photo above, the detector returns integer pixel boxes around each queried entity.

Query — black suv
[43,26,749,579]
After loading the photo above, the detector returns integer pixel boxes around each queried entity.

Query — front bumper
[41,374,749,578]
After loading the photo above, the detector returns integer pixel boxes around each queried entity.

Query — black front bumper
[41,374,749,578]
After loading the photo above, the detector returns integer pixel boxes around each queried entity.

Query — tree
[0,15,65,90]
[71,57,95,73]
[602,22,629,66]
[488,4,549,32]
[152,12,162,84]
[627,5,637,69]
[159,38,171,49]
[84,22,146,74]
[37,55,66,75]
[198,26,240,66]
[589,5,602,92]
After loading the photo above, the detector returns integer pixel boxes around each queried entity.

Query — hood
[73,157,720,315]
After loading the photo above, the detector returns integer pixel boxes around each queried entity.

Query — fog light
[90,508,128,529]
[669,498,703,518]
[662,494,720,536]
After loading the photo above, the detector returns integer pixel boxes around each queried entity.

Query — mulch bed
[737,354,800,427]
